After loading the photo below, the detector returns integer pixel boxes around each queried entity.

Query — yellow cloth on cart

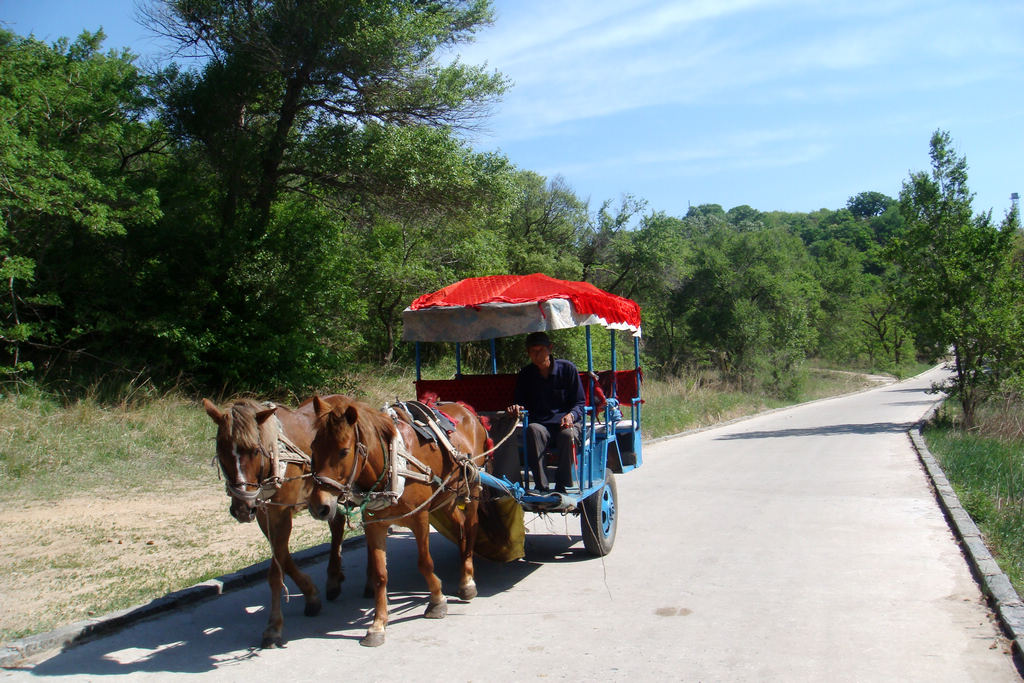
[429,495,525,563]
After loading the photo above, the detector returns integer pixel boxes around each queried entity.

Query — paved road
[6,366,1020,681]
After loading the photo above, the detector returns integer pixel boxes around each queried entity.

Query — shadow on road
[715,421,919,440]
[24,529,553,677]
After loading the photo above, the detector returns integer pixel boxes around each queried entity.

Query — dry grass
[972,396,1024,441]
[0,387,212,498]
[0,386,342,644]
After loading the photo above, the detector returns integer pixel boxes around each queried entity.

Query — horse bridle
[217,425,281,507]
[310,422,371,504]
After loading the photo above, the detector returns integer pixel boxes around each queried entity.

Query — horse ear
[202,398,226,425]
[255,406,277,424]
[313,395,330,421]
[345,405,359,425]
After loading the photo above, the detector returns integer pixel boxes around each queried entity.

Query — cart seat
[594,419,638,435]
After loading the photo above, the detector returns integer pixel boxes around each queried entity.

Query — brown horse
[203,397,348,648]
[308,395,490,647]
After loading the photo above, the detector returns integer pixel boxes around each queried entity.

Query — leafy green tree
[725,204,764,232]
[673,224,821,396]
[685,203,727,223]
[344,140,515,363]
[135,0,510,389]
[597,211,683,300]
[847,191,892,220]
[0,29,162,377]
[148,0,505,236]
[611,213,690,373]
[503,172,588,278]
[859,284,913,369]
[579,194,646,286]
[808,238,868,364]
[889,130,1023,426]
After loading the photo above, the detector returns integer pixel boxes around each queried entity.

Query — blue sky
[4,0,1023,218]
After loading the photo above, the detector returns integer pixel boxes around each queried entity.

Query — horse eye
[339,447,349,458]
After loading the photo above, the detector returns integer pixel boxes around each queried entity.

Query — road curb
[0,535,366,669]
[909,404,1024,673]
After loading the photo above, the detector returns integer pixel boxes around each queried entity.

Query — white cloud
[540,124,833,183]
[461,0,1024,143]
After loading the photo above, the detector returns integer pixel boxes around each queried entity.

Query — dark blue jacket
[513,358,585,426]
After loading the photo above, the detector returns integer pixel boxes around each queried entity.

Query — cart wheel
[581,469,617,556]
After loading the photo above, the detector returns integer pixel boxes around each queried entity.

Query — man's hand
[506,404,523,418]
[560,413,574,429]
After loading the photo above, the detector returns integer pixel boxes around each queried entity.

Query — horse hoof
[424,600,448,619]
[326,583,341,601]
[360,631,386,647]
[304,598,322,617]
[458,581,477,602]
[261,633,285,649]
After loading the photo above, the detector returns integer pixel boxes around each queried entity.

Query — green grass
[0,384,213,498]
[924,418,1024,598]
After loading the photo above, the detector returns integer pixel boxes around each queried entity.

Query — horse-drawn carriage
[204,274,644,647]
[402,273,644,557]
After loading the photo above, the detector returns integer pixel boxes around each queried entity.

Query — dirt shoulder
[0,491,334,643]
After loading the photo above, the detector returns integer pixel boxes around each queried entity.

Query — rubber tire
[581,469,617,556]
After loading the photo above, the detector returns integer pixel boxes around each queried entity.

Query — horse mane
[359,399,398,445]
[227,399,265,451]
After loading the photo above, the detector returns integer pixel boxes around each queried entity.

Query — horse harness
[220,409,311,507]
[312,401,482,517]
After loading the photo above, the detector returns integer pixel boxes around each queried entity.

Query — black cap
[525,331,552,348]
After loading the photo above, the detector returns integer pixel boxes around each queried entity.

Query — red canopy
[408,274,641,329]
[403,274,641,342]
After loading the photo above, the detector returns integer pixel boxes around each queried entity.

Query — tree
[148,0,506,237]
[344,139,515,363]
[859,284,912,369]
[889,130,1023,426]
[847,191,892,220]
[133,0,511,389]
[673,224,821,396]
[0,29,163,378]
[609,213,690,373]
[503,172,588,279]
[725,204,763,232]
[579,194,646,287]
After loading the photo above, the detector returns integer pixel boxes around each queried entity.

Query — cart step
[522,490,576,512]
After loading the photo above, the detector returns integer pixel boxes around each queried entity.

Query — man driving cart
[505,331,585,494]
